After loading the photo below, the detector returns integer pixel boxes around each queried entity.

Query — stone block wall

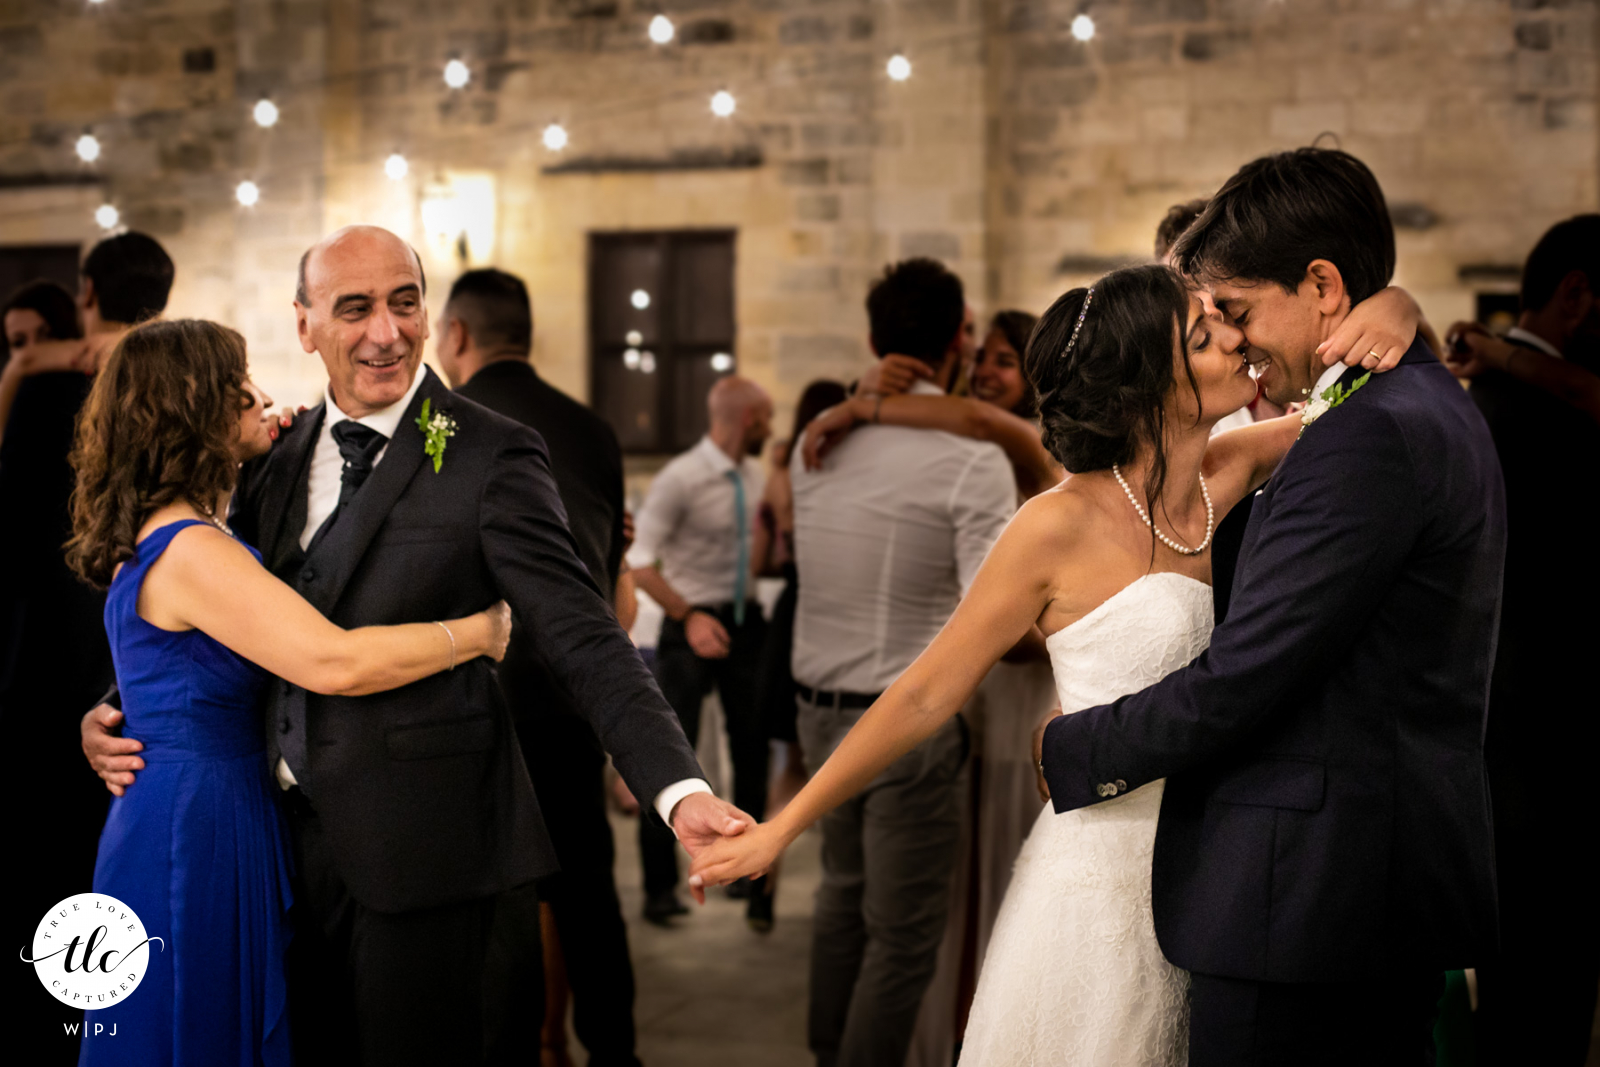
[0,0,1594,428]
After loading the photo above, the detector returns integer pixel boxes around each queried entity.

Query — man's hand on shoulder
[670,792,755,901]
[81,704,145,797]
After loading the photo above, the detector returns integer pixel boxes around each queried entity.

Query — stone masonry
[0,0,1594,427]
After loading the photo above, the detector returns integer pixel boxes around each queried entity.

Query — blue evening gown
[79,519,293,1067]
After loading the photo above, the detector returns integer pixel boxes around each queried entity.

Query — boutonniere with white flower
[415,398,458,473]
[1299,371,1371,439]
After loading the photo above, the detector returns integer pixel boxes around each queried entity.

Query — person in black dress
[2,233,174,1066]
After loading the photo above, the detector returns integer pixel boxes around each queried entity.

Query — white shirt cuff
[654,777,714,834]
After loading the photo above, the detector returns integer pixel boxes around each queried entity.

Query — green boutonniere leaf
[415,397,459,473]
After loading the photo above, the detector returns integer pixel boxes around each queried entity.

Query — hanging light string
[0,9,1106,223]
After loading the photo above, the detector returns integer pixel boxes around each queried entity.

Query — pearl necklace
[203,511,235,539]
[1111,464,1215,556]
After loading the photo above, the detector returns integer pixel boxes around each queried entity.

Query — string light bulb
[887,54,912,81]
[710,90,736,117]
[75,133,100,163]
[1071,14,1096,41]
[542,123,568,151]
[710,352,734,373]
[253,98,279,128]
[630,289,651,310]
[648,14,675,44]
[94,204,119,230]
[235,180,260,207]
[384,153,409,180]
[444,59,470,88]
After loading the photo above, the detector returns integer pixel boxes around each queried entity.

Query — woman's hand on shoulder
[1316,285,1419,374]
[800,395,872,470]
[857,354,931,397]
[478,601,512,661]
[5,339,94,379]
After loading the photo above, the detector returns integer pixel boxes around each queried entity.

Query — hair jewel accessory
[1062,287,1095,359]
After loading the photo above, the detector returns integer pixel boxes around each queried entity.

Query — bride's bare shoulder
[1006,473,1108,554]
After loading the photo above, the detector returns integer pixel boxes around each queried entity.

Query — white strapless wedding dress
[957,571,1214,1067]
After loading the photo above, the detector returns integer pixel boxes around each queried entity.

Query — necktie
[308,421,388,554]
[727,468,749,626]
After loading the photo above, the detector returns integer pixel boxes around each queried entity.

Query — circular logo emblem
[23,894,161,1008]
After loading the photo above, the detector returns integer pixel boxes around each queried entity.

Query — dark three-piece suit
[230,366,701,1065]
[1044,341,1508,1064]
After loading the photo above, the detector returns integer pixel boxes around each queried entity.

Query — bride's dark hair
[1023,264,1198,532]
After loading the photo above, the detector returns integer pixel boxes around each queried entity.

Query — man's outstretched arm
[1041,404,1422,811]
[478,425,751,865]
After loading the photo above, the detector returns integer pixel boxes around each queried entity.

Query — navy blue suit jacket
[1041,341,1506,982]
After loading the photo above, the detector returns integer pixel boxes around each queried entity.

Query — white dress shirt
[627,436,765,608]
[790,380,1017,694]
[1504,326,1564,360]
[283,371,709,828]
[1312,359,1350,402]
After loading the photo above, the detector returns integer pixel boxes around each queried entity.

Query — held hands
[670,792,757,903]
[688,821,785,896]
[684,609,732,659]
[1031,705,1064,803]
[81,704,145,797]
[1315,286,1421,373]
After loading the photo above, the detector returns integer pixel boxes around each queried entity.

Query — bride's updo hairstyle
[68,319,251,588]
[1024,264,1197,522]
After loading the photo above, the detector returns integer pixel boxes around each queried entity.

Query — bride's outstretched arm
[688,493,1079,888]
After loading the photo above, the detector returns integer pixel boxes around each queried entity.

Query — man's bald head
[295,225,426,309]
[293,224,431,419]
[708,376,774,458]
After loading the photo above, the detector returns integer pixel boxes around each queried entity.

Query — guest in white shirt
[789,259,1016,1067]
[629,376,774,924]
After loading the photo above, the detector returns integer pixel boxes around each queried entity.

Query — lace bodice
[1047,571,1215,717]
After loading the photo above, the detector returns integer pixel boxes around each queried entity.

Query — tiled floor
[574,809,1600,1067]
[597,810,819,1067]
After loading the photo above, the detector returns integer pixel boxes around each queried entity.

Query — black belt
[795,683,881,710]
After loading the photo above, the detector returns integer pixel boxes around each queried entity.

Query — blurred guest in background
[786,258,1016,1067]
[436,267,644,1067]
[1,232,173,1066]
[629,375,774,926]
[1444,215,1600,1066]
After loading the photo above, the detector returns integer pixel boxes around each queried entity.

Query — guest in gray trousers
[788,258,1015,1067]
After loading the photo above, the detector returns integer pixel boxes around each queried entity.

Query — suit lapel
[301,369,448,615]
[257,403,325,572]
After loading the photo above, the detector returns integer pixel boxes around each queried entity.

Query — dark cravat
[307,420,388,554]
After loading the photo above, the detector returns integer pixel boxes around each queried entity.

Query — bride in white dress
[689,264,1417,1064]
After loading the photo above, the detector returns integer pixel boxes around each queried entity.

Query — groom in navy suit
[1041,149,1506,1064]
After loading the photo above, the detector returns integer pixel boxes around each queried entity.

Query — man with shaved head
[628,373,775,927]
[81,226,742,1066]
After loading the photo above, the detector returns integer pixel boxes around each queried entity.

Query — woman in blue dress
[64,319,511,1066]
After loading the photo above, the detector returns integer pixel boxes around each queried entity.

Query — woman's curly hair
[67,319,251,588]
[1023,265,1198,540]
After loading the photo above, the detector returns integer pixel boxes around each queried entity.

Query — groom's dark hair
[1173,148,1395,305]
